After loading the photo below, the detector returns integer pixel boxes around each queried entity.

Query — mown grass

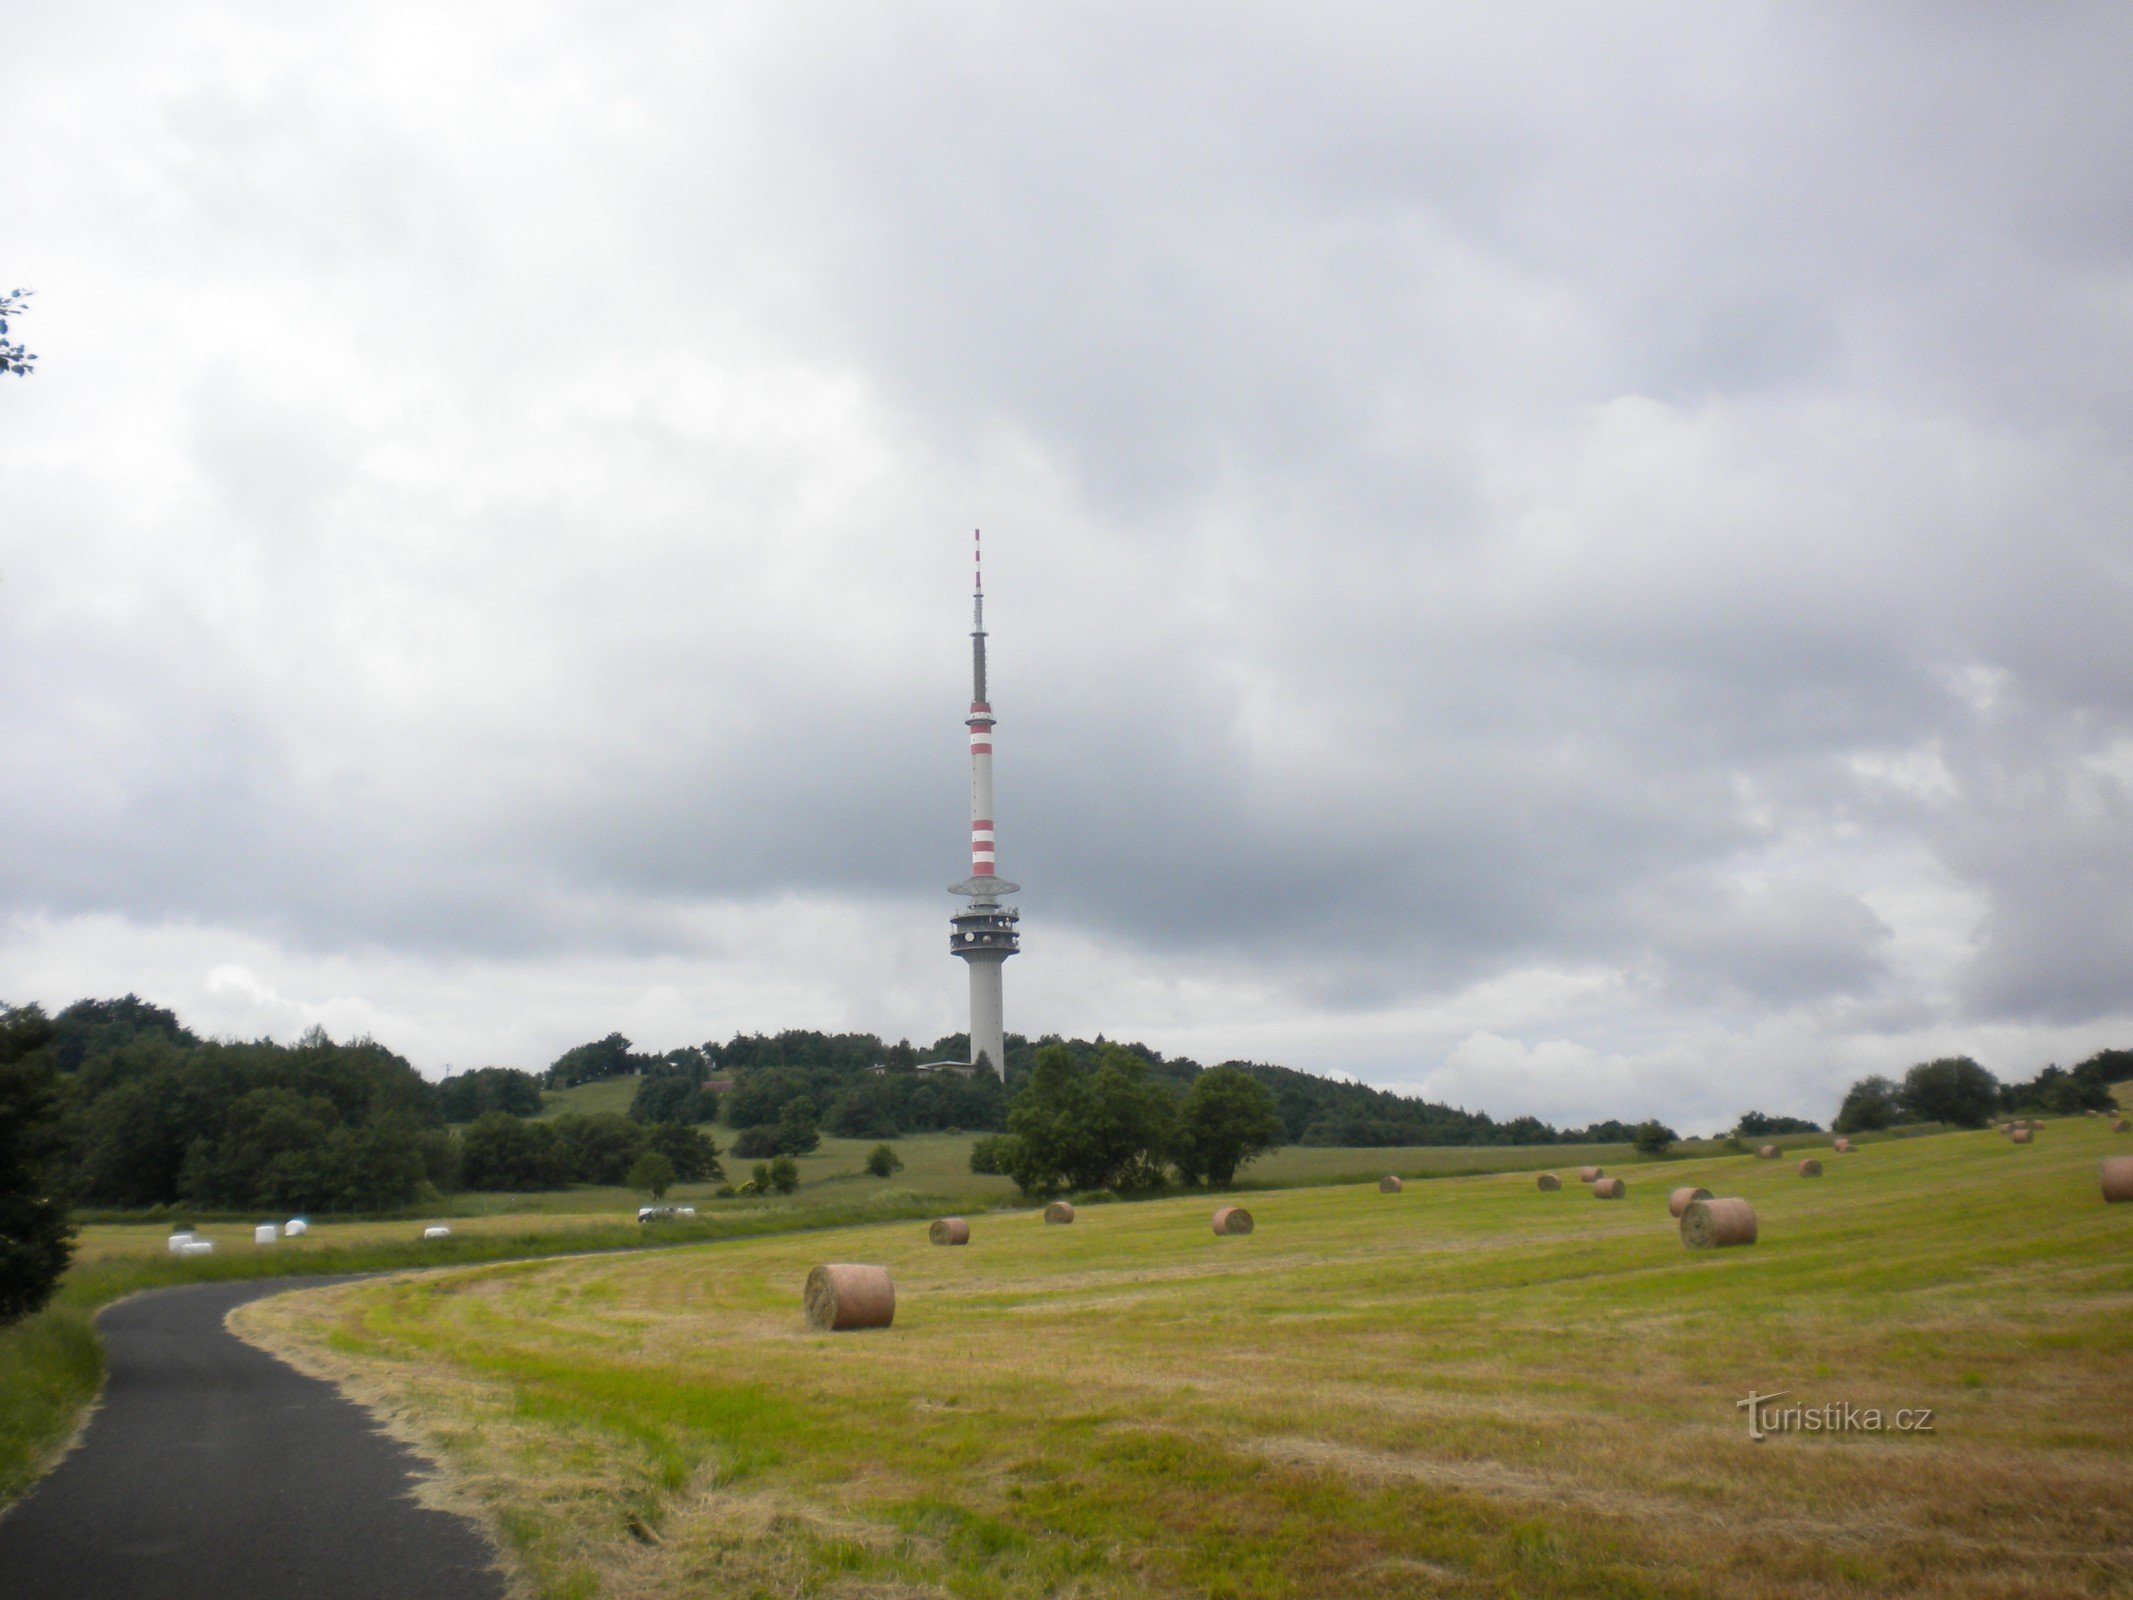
[0,1184,992,1511]
[243,1115,2133,1600]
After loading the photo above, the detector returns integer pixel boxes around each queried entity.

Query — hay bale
[253,1224,278,1245]
[928,1217,969,1246]
[803,1264,895,1330]
[1378,1175,1403,1193]
[1536,1172,1562,1191]
[1212,1205,1255,1235]
[2112,1119,2129,1134]
[1667,1185,1713,1218]
[422,1225,452,1239]
[2101,1156,2133,1204]
[2011,1128,2033,1144]
[1756,1144,1780,1160]
[1592,1177,1625,1199]
[1043,1200,1075,1225]
[1797,1159,1822,1177]
[1578,1166,1603,1183]
[1998,1122,2013,1134]
[1681,1197,1757,1249]
[1832,1138,1853,1154]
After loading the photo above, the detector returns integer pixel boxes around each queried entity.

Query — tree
[1899,1057,1999,1128]
[767,1154,799,1194]
[644,1122,722,1184]
[1002,1045,1173,1194]
[1631,1119,1677,1157]
[864,1143,903,1178]
[629,1074,716,1125]
[0,1005,73,1321]
[1172,1067,1284,1185]
[627,1151,675,1199]
[968,1134,1011,1175]
[773,1095,821,1156]
[1,288,36,378]
[552,1112,649,1186]
[1833,1075,1901,1133]
[461,1112,569,1190]
[1735,1111,1823,1137]
[439,1066,545,1121]
[547,1033,638,1089]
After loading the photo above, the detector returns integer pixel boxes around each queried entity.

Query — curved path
[0,1278,503,1600]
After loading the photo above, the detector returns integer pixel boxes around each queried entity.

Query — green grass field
[238,1116,2133,1600]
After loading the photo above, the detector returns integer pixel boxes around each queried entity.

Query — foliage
[730,1126,780,1160]
[1002,1045,1174,1195]
[547,1033,640,1089]
[967,1134,1010,1175]
[766,1154,799,1194]
[642,1123,722,1185]
[462,1112,570,1191]
[1899,1057,1999,1128]
[1833,1074,1901,1133]
[1631,1119,1677,1157]
[626,1152,675,1199]
[628,1074,717,1125]
[864,1143,903,1178]
[1171,1067,1284,1185]
[438,1066,544,1121]
[773,1095,821,1156]
[0,1006,74,1322]
[0,288,35,378]
[1735,1111,1824,1136]
[1999,1055,2119,1116]
[56,1005,441,1212]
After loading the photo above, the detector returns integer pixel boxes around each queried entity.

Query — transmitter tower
[948,529,1019,1078]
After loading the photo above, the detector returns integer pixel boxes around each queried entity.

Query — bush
[864,1144,903,1178]
[1834,1074,1900,1133]
[731,1126,780,1160]
[968,1134,1009,1175]
[1631,1119,1677,1157]
[627,1151,675,1198]
[767,1154,799,1194]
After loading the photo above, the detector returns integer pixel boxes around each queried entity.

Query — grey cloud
[5,3,2133,1113]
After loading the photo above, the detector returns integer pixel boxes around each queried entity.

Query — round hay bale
[1832,1138,1853,1154]
[1797,1159,1822,1177]
[1577,1166,1603,1183]
[1378,1175,1403,1193]
[1667,1185,1713,1218]
[1681,1197,1757,1249]
[928,1217,969,1246]
[1592,1177,1625,1199]
[803,1264,895,1331]
[2102,1156,2133,1204]
[2010,1128,2033,1144]
[1043,1200,1075,1225]
[2112,1119,2129,1134]
[1998,1122,2013,1134]
[1536,1172,1562,1191]
[2087,1109,2101,1117]
[1756,1144,1780,1160]
[1212,1205,1255,1235]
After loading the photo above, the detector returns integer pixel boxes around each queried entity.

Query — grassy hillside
[533,1075,642,1120]
[240,1115,2133,1600]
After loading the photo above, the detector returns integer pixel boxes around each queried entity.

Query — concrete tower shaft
[949,528,1018,1080]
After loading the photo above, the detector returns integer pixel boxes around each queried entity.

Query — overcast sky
[6,4,2131,1131]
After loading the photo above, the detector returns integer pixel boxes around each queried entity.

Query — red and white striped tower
[949,529,1020,1079]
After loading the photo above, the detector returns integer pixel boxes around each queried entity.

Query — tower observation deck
[949,529,1019,1079]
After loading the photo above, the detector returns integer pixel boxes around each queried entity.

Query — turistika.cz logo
[1735,1390,1936,1442]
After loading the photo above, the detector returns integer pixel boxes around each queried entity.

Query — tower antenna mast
[948,528,1020,1078]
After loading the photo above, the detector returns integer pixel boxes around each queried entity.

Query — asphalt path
[0,1277,505,1600]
